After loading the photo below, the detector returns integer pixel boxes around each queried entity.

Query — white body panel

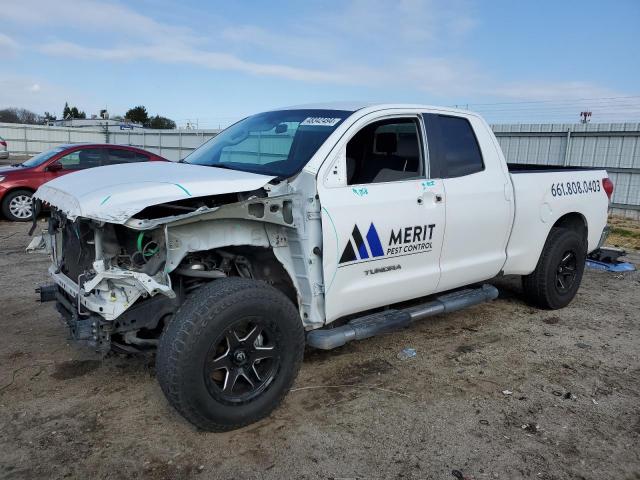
[319,178,446,322]
[502,170,609,274]
[33,162,274,223]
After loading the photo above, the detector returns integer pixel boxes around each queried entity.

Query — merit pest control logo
[339,222,436,265]
[339,223,385,263]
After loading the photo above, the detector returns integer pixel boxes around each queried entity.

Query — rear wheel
[522,227,587,309]
[156,277,304,431]
[2,189,33,222]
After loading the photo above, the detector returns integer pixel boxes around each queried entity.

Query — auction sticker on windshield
[300,117,342,127]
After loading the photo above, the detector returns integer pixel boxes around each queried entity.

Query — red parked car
[0,144,167,221]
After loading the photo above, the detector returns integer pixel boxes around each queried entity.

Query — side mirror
[47,163,63,172]
[275,123,288,134]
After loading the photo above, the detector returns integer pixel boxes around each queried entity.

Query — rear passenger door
[318,114,446,323]
[423,113,513,291]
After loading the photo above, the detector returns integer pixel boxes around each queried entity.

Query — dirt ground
[608,215,640,251]
[0,220,639,480]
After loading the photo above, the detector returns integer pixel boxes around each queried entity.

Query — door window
[57,149,103,170]
[105,149,148,165]
[346,118,424,185]
[426,115,484,178]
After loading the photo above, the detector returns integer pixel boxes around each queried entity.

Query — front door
[43,148,106,182]
[318,115,446,323]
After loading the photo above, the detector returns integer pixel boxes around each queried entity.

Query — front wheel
[2,189,33,222]
[522,227,587,309]
[156,278,305,431]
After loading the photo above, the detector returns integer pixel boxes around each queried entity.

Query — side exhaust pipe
[306,284,499,350]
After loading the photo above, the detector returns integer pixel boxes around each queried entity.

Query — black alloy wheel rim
[556,250,577,293]
[204,317,280,403]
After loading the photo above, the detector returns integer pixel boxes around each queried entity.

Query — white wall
[1,121,638,216]
[0,122,220,162]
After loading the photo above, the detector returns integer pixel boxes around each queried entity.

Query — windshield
[21,147,67,168]
[183,109,351,176]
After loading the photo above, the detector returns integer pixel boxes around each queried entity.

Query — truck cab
[315,107,514,321]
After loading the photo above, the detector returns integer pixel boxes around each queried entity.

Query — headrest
[396,134,418,158]
[375,132,397,154]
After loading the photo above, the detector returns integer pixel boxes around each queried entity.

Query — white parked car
[30,103,612,431]
[0,136,8,159]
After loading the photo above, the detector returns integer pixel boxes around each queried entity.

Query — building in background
[50,118,145,132]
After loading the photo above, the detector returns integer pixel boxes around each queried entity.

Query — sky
[1,0,639,127]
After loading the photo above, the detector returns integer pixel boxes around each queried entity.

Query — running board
[306,284,498,350]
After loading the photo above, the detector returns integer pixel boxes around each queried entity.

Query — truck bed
[503,165,609,275]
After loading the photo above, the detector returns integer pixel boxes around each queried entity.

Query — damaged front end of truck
[29,162,325,354]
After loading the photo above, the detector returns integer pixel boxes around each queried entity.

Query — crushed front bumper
[45,265,178,352]
[43,276,179,353]
[48,263,174,321]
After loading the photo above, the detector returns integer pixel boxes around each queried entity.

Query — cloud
[40,41,353,84]
[0,75,79,113]
[219,25,341,61]
[6,0,483,86]
[0,0,193,43]
[2,0,629,107]
[0,33,20,54]
[487,81,621,101]
[0,73,103,118]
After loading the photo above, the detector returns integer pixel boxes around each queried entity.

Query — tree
[71,107,86,119]
[0,108,41,124]
[0,109,20,123]
[62,102,86,119]
[148,115,176,129]
[43,112,57,122]
[125,105,149,125]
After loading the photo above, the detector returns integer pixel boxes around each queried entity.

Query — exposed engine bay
[32,182,325,353]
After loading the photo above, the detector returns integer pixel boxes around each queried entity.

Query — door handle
[417,197,424,205]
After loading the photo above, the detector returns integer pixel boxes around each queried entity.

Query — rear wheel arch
[552,212,588,242]
[522,223,588,309]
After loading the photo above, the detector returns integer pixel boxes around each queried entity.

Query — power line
[462,95,640,107]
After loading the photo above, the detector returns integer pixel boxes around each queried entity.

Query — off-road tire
[522,227,587,309]
[2,189,33,222]
[156,277,305,431]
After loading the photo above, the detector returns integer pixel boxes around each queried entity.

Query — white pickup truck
[30,103,613,431]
